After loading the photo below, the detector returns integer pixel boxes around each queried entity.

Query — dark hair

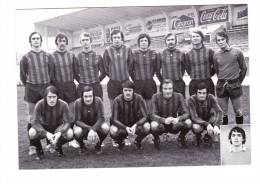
[162,78,173,86]
[111,30,124,42]
[228,126,246,144]
[164,33,177,44]
[29,32,42,44]
[192,30,204,43]
[215,30,229,44]
[81,86,94,99]
[55,33,68,45]
[137,33,151,47]
[122,80,135,90]
[44,85,58,101]
[80,32,92,43]
[196,82,208,94]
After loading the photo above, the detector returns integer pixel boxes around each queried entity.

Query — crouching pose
[28,86,73,160]
[110,81,150,150]
[188,82,222,147]
[150,79,191,149]
[73,86,110,154]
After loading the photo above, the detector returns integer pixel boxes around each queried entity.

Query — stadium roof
[34,5,198,31]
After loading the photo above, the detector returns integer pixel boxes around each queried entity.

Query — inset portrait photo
[220,124,251,165]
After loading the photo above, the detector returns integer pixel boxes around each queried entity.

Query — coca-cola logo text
[199,6,229,25]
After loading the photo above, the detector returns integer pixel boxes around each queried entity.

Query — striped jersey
[76,50,106,84]
[187,94,223,126]
[132,49,158,80]
[51,50,77,83]
[32,99,71,135]
[185,45,215,80]
[158,48,186,81]
[151,92,189,124]
[20,50,54,84]
[112,93,147,129]
[103,45,134,81]
[74,97,105,131]
[213,47,247,82]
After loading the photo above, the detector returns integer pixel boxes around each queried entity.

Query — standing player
[103,30,134,109]
[213,31,247,125]
[188,82,222,146]
[157,33,186,97]
[185,30,215,96]
[28,86,73,160]
[20,32,54,155]
[51,33,79,148]
[73,86,110,154]
[150,79,191,149]
[110,81,150,150]
[132,33,159,113]
[75,32,106,99]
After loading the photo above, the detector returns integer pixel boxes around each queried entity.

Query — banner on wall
[145,14,168,37]
[124,19,144,40]
[199,6,229,25]
[87,27,104,44]
[170,9,197,33]
[105,23,122,43]
[233,5,248,26]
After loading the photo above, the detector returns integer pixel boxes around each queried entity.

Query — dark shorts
[189,78,215,96]
[55,81,77,103]
[77,82,103,100]
[107,80,126,100]
[160,79,186,98]
[134,79,157,100]
[216,79,242,99]
[24,83,49,103]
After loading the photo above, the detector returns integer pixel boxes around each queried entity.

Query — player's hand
[131,124,137,135]
[213,126,220,135]
[206,124,214,136]
[88,130,99,144]
[165,117,174,125]
[46,132,54,141]
[126,127,134,135]
[172,118,179,125]
[52,132,61,145]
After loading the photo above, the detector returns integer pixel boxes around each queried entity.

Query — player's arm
[48,54,55,85]
[102,49,110,77]
[112,98,127,129]
[184,52,191,75]
[237,50,247,83]
[59,103,72,134]
[72,54,80,82]
[209,48,216,76]
[19,55,28,85]
[177,94,190,121]
[135,96,148,126]
[156,52,163,83]
[92,98,105,131]
[212,53,219,76]
[127,48,135,81]
[74,100,91,130]
[180,52,186,76]
[187,97,208,126]
[208,95,223,126]
[150,95,166,124]
[98,55,106,82]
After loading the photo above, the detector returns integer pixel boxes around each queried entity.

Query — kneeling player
[110,81,150,150]
[73,86,110,154]
[188,82,222,146]
[150,79,191,149]
[28,86,73,160]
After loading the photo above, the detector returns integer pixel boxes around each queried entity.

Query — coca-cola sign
[199,6,229,25]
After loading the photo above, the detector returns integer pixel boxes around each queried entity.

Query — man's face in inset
[123,88,134,101]
[112,32,123,47]
[191,32,203,46]
[197,88,207,101]
[162,83,173,99]
[83,90,94,105]
[30,33,42,48]
[139,37,149,50]
[80,35,91,50]
[166,35,176,49]
[57,38,67,52]
[46,92,58,107]
[216,35,228,50]
[230,131,244,147]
